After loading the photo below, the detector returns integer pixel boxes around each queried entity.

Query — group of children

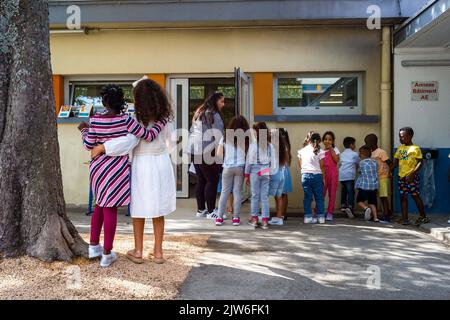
[214,117,430,229]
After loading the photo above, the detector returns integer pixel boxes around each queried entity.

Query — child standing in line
[245,122,278,230]
[339,137,360,219]
[356,146,380,222]
[365,133,393,222]
[392,127,430,226]
[78,84,166,267]
[215,116,250,226]
[268,129,289,226]
[280,128,293,222]
[298,132,326,224]
[322,131,340,221]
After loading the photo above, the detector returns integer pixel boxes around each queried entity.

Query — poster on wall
[58,105,72,118]
[78,104,93,117]
[411,81,439,101]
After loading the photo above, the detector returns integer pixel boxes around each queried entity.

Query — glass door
[170,78,189,198]
[234,67,252,124]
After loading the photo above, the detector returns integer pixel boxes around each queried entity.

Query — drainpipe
[380,26,392,153]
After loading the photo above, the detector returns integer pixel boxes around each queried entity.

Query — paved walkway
[68,200,450,300]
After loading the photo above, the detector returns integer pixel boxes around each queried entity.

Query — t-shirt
[355,158,379,190]
[218,137,246,168]
[372,148,390,179]
[394,145,423,178]
[339,148,360,181]
[298,145,325,174]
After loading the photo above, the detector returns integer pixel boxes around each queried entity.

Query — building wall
[51,27,383,208]
[393,48,450,214]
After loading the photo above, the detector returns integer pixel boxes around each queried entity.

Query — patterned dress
[81,114,165,207]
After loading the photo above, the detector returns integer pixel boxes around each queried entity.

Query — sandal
[149,253,165,264]
[126,250,144,264]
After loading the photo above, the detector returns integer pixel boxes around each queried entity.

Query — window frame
[273,72,364,116]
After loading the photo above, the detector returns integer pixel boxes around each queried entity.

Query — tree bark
[0,0,87,261]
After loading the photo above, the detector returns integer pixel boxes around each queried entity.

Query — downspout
[380,26,392,153]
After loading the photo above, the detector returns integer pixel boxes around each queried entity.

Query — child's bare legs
[357,202,367,210]
[400,196,408,222]
[281,194,288,218]
[369,204,378,220]
[275,196,283,218]
[131,218,145,258]
[152,216,165,259]
[227,193,233,214]
[412,194,426,218]
[380,197,391,216]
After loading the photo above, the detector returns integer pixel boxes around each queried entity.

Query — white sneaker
[304,217,316,224]
[196,209,207,218]
[207,209,219,220]
[268,217,284,226]
[364,207,372,221]
[100,251,117,268]
[88,244,103,259]
[318,217,325,224]
[345,208,354,219]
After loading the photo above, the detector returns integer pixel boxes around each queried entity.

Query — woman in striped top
[78,84,166,267]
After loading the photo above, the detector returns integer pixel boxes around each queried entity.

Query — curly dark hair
[101,84,126,114]
[133,79,174,126]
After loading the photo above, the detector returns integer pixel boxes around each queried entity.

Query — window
[69,82,134,116]
[274,74,363,115]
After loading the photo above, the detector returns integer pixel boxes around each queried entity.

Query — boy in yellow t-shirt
[392,127,430,226]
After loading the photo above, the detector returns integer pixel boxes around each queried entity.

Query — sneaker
[318,217,325,224]
[223,213,228,220]
[304,217,317,224]
[340,206,347,213]
[364,207,372,221]
[373,218,380,223]
[248,217,258,227]
[196,209,207,218]
[232,218,240,226]
[261,218,269,230]
[215,218,224,226]
[345,208,354,219]
[100,251,117,268]
[88,244,103,259]
[207,209,219,220]
[380,215,391,222]
[326,213,333,221]
[268,217,284,226]
[402,219,410,226]
[414,216,430,226]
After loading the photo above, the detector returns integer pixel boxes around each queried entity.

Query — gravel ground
[0,233,209,300]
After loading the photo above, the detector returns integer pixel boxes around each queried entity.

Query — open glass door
[170,78,189,198]
[234,67,251,123]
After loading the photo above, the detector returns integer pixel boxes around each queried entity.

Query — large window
[69,82,134,116]
[274,74,363,115]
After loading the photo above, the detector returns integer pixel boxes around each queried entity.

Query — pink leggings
[90,206,118,252]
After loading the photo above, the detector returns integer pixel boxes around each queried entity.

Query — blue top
[355,158,379,191]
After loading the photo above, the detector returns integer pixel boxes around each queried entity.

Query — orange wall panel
[147,74,166,91]
[252,73,273,116]
[52,75,64,115]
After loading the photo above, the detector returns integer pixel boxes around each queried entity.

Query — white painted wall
[394,48,450,148]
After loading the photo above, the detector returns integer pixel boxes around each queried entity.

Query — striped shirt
[80,113,165,207]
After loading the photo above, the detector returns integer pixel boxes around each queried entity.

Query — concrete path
[68,200,450,300]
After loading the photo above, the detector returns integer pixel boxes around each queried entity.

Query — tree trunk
[0,0,87,261]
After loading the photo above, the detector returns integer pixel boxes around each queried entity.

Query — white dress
[104,121,177,218]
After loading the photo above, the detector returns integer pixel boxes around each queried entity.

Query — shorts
[269,177,285,197]
[399,174,420,196]
[356,189,377,205]
[378,177,390,198]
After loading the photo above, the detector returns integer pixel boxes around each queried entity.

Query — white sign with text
[411,81,439,101]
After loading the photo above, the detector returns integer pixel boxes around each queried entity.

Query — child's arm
[126,116,166,142]
[320,158,326,185]
[79,120,96,151]
[407,159,424,182]
[330,147,340,163]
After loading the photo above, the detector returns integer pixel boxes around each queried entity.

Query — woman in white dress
[92,78,176,264]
